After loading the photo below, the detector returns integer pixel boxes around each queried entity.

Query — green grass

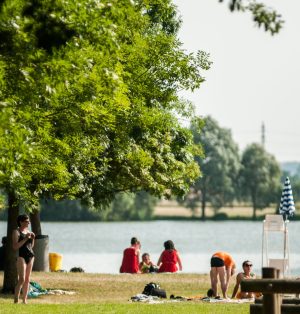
[0,272,251,313]
[0,303,249,314]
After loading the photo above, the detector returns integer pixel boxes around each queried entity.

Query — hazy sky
[173,0,300,162]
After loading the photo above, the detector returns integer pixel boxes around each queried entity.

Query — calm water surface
[1,220,299,275]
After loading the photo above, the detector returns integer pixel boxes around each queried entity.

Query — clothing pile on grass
[201,296,254,303]
[130,282,254,304]
[130,282,197,304]
[28,281,75,298]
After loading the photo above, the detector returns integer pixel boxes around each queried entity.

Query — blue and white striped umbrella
[279,177,296,218]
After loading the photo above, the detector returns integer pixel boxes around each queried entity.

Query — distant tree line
[1,116,297,222]
[179,116,287,220]
[0,191,157,221]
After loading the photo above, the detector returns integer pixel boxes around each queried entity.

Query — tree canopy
[0,0,210,210]
[239,143,281,219]
[180,116,240,220]
[0,0,210,291]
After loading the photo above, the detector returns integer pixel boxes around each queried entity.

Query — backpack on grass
[142,282,167,298]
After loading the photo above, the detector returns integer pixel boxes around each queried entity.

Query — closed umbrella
[279,177,296,220]
[278,177,295,274]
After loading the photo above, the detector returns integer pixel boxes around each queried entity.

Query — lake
[1,220,299,276]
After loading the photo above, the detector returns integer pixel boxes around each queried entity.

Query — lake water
[1,220,299,276]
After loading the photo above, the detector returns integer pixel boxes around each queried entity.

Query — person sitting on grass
[139,253,157,273]
[231,260,256,299]
[120,237,141,273]
[157,240,182,273]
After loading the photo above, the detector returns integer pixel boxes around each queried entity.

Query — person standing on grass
[120,237,140,273]
[12,214,35,304]
[157,240,182,273]
[209,251,236,299]
[231,260,256,299]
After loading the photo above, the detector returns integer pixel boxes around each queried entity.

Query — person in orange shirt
[209,251,236,299]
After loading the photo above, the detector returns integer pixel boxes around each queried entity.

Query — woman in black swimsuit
[12,214,35,304]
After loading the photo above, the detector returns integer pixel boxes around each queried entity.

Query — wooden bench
[241,267,300,314]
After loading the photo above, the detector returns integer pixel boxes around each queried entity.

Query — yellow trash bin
[49,253,63,271]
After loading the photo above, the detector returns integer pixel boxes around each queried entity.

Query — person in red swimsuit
[157,240,182,273]
[119,237,140,273]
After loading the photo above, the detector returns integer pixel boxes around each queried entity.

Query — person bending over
[210,251,236,299]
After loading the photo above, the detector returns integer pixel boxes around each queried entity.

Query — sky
[173,0,300,162]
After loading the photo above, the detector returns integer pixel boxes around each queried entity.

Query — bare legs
[210,266,228,298]
[14,257,34,304]
[218,267,227,298]
[210,268,218,297]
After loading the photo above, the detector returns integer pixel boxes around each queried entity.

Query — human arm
[30,232,35,248]
[136,249,140,264]
[176,251,182,271]
[157,253,163,267]
[231,273,242,298]
[12,230,31,251]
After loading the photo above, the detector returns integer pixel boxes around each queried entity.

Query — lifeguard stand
[262,214,290,277]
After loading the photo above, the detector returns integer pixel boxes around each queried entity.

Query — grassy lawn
[0,272,250,313]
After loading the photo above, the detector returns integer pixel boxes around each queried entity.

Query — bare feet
[14,297,19,304]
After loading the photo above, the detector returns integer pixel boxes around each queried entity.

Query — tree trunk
[30,210,42,236]
[201,190,206,221]
[2,191,19,293]
[251,191,257,220]
[252,206,257,220]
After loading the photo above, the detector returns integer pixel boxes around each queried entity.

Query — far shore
[154,200,281,219]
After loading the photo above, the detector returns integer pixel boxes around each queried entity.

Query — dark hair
[242,260,252,267]
[17,214,29,227]
[142,253,149,259]
[207,288,214,297]
[164,240,175,250]
[131,237,138,245]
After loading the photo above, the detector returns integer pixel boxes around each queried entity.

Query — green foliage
[101,191,157,221]
[39,198,101,221]
[219,0,284,35]
[0,0,210,212]
[239,143,281,219]
[180,116,240,219]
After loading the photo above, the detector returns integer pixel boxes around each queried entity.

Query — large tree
[181,116,240,220]
[239,143,281,220]
[0,0,210,291]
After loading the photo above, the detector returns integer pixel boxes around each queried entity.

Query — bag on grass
[142,282,167,298]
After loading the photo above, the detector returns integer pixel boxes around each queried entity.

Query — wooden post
[262,267,280,314]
